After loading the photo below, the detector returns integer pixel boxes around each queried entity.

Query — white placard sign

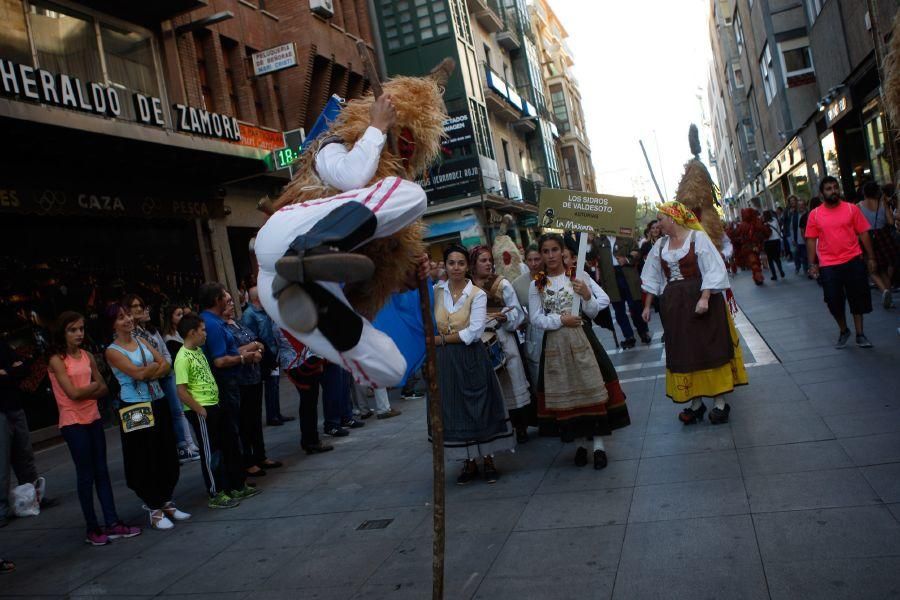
[252,43,298,76]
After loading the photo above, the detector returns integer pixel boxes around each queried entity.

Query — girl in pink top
[48,312,141,546]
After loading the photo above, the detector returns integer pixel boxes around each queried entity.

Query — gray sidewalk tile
[612,562,770,600]
[475,574,615,600]
[861,463,900,503]
[635,449,741,485]
[318,506,430,544]
[839,432,900,466]
[261,540,400,590]
[889,504,900,522]
[641,428,735,458]
[487,525,625,580]
[764,557,900,600]
[824,409,900,438]
[614,515,768,600]
[448,467,546,503]
[225,514,343,550]
[628,477,749,523]
[351,582,434,599]
[737,440,854,476]
[411,496,528,538]
[515,487,633,530]
[249,589,354,600]
[745,468,881,513]
[753,505,900,563]
[535,458,638,494]
[164,546,303,594]
[731,414,834,448]
[365,533,506,598]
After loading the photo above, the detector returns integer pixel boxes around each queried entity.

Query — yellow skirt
[665,309,749,403]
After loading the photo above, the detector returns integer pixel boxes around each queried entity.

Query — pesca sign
[0,57,241,142]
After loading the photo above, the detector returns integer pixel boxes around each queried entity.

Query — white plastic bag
[10,482,40,517]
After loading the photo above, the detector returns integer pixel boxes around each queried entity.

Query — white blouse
[640,230,730,296]
[528,271,610,332]
[483,278,525,333]
[434,279,487,346]
[315,126,386,192]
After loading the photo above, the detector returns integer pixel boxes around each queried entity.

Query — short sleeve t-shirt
[804,201,870,267]
[200,310,239,377]
[174,346,219,409]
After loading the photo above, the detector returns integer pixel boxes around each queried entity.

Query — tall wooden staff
[356,42,446,600]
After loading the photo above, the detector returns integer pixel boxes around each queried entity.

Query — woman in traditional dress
[529,234,630,470]
[469,245,532,443]
[433,245,514,485]
[640,201,748,425]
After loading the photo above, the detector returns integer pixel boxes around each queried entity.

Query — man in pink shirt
[805,176,877,348]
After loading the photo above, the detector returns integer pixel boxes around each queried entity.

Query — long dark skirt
[430,342,515,461]
[537,321,630,441]
[660,279,733,373]
[120,398,180,510]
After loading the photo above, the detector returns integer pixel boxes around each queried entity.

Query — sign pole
[570,232,589,316]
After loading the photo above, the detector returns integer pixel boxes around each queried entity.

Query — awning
[425,214,479,238]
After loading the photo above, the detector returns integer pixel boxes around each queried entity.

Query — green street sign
[538,188,638,237]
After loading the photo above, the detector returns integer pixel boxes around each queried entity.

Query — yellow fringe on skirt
[665,310,749,403]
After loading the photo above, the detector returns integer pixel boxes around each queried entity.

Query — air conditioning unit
[310,0,334,18]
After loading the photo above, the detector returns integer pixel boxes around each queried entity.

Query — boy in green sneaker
[175,315,260,509]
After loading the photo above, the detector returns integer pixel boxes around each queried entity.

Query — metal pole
[639,140,666,202]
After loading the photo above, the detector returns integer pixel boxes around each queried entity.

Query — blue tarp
[371,282,436,387]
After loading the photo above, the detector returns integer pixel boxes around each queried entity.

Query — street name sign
[251,43,298,76]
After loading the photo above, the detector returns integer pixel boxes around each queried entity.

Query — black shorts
[819,257,872,317]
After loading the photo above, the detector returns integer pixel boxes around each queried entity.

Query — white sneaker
[163,502,192,521]
[34,476,47,503]
[144,506,175,530]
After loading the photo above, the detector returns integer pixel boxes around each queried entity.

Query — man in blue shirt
[242,287,294,426]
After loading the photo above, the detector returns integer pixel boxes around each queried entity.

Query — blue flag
[371,282,435,387]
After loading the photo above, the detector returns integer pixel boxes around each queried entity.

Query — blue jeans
[794,242,809,273]
[322,363,353,430]
[60,419,119,530]
[160,374,192,449]
[612,267,648,340]
[264,374,282,422]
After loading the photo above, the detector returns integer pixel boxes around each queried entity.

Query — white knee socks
[592,437,605,452]
[691,398,704,411]
[714,396,726,410]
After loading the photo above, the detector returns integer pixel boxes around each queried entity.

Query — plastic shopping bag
[10,482,40,517]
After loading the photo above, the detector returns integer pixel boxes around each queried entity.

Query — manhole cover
[357,518,394,531]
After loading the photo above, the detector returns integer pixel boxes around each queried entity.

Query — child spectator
[174,314,260,509]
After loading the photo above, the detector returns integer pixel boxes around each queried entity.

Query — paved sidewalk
[2,271,899,599]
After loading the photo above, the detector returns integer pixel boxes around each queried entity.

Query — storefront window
[820,131,840,180]
[101,24,158,97]
[29,1,104,83]
[788,163,810,200]
[0,0,31,64]
[863,113,891,185]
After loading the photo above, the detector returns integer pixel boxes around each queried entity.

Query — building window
[102,24,158,98]
[28,1,104,83]
[0,0,32,64]
[483,43,491,69]
[549,84,570,134]
[806,0,825,24]
[501,138,511,171]
[194,32,214,111]
[759,43,776,105]
[779,38,814,83]
[734,11,744,55]
[221,37,240,117]
[469,99,494,159]
[382,0,450,50]
[733,64,744,88]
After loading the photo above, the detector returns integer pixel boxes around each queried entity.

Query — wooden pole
[355,40,445,599]
[418,278,445,600]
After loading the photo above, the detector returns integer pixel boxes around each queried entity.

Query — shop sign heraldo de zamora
[0,57,242,142]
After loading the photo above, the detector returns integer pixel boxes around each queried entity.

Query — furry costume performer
[674,125,732,260]
[733,208,768,285]
[254,61,453,387]
[492,214,524,282]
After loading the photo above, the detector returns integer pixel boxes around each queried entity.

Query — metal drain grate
[357,518,394,531]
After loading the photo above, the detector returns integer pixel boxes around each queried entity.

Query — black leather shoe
[574,446,588,467]
[593,450,608,470]
[303,442,334,454]
[515,428,529,444]
[639,332,652,344]
[342,418,365,429]
[621,338,637,350]
[456,460,478,485]
[709,404,731,425]
[267,419,284,426]
[679,403,706,425]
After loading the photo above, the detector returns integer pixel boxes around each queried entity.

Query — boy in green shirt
[175,314,260,509]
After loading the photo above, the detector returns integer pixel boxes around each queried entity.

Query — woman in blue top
[104,303,185,531]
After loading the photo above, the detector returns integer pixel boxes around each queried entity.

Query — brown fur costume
[270,75,449,319]
[675,125,725,250]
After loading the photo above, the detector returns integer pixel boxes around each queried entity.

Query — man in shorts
[805,176,877,348]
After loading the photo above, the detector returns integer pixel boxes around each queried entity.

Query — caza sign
[0,57,240,142]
